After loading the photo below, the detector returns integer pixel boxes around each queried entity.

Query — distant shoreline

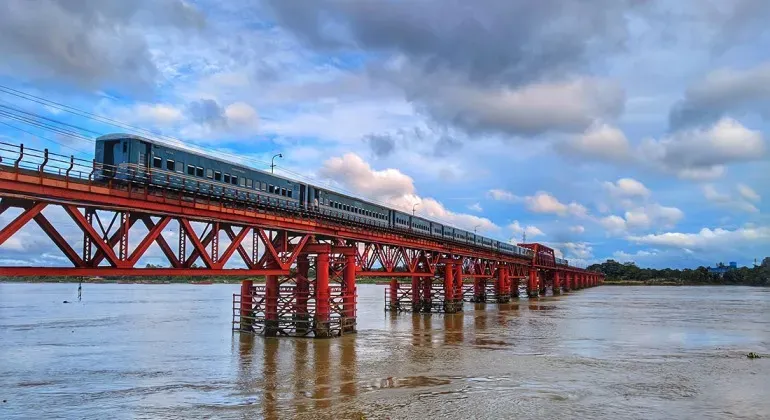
[602,280,765,287]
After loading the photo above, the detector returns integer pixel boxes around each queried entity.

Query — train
[94,133,569,265]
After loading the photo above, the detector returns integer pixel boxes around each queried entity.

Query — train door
[101,140,120,178]
[299,184,306,209]
[137,141,151,182]
[306,186,314,209]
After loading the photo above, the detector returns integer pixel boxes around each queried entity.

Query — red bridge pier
[236,243,357,338]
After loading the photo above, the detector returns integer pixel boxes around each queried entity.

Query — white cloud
[560,122,631,161]
[628,226,770,250]
[224,102,259,127]
[600,215,627,234]
[524,191,588,217]
[318,153,497,233]
[508,220,544,239]
[467,202,483,212]
[319,153,416,199]
[600,203,684,234]
[559,118,766,180]
[487,189,518,201]
[603,178,650,198]
[639,117,766,180]
[612,249,656,262]
[702,184,759,213]
[737,183,761,202]
[554,241,594,260]
[570,225,585,234]
[133,103,184,125]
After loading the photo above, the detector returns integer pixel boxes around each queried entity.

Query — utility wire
[0,83,503,235]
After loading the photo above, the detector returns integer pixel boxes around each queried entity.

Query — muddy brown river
[1,284,768,419]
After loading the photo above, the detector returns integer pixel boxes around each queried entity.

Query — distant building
[708,262,737,275]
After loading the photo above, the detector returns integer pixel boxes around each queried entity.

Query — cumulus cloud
[570,225,586,234]
[508,221,544,239]
[628,226,770,250]
[562,118,766,180]
[132,103,184,126]
[525,192,588,217]
[488,189,588,217]
[603,178,651,198]
[670,61,770,128]
[318,153,497,232]
[600,215,628,235]
[548,241,594,260]
[624,204,684,229]
[467,203,483,212]
[640,117,765,179]
[558,122,631,161]
[599,203,684,235]
[612,249,656,263]
[0,0,204,92]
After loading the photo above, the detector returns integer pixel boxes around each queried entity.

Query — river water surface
[1,284,768,419]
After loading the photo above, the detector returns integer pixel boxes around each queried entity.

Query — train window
[231,176,238,186]
[214,171,221,181]
[196,167,203,177]
[123,142,128,153]
[175,162,183,173]
[281,188,286,197]
[224,174,231,183]
[239,177,245,187]
[287,190,293,198]
[260,182,266,191]
[166,159,175,171]
[153,157,162,169]
[268,185,274,194]
[246,179,253,188]
[206,168,213,179]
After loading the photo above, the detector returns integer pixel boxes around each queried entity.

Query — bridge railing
[0,141,570,266]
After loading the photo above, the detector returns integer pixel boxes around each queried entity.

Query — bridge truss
[0,142,603,338]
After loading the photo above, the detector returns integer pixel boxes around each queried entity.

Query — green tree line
[588,258,770,286]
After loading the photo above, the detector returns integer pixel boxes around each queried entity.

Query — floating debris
[747,352,761,359]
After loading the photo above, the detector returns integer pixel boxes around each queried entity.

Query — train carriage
[93,133,563,266]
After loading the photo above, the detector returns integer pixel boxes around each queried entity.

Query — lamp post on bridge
[412,203,419,216]
[474,224,481,234]
[270,153,283,174]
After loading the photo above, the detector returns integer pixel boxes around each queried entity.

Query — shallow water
[1,284,768,419]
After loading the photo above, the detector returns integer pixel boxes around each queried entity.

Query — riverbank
[602,279,768,286]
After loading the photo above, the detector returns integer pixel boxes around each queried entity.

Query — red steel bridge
[0,143,603,338]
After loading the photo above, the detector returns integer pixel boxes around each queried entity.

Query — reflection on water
[1,284,769,419]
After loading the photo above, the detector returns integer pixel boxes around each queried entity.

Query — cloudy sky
[0,0,769,269]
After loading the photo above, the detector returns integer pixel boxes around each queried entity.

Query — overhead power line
[0,83,497,233]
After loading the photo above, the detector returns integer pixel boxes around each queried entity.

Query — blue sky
[0,0,769,269]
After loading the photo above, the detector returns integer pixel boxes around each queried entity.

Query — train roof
[96,133,302,185]
[95,134,533,251]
